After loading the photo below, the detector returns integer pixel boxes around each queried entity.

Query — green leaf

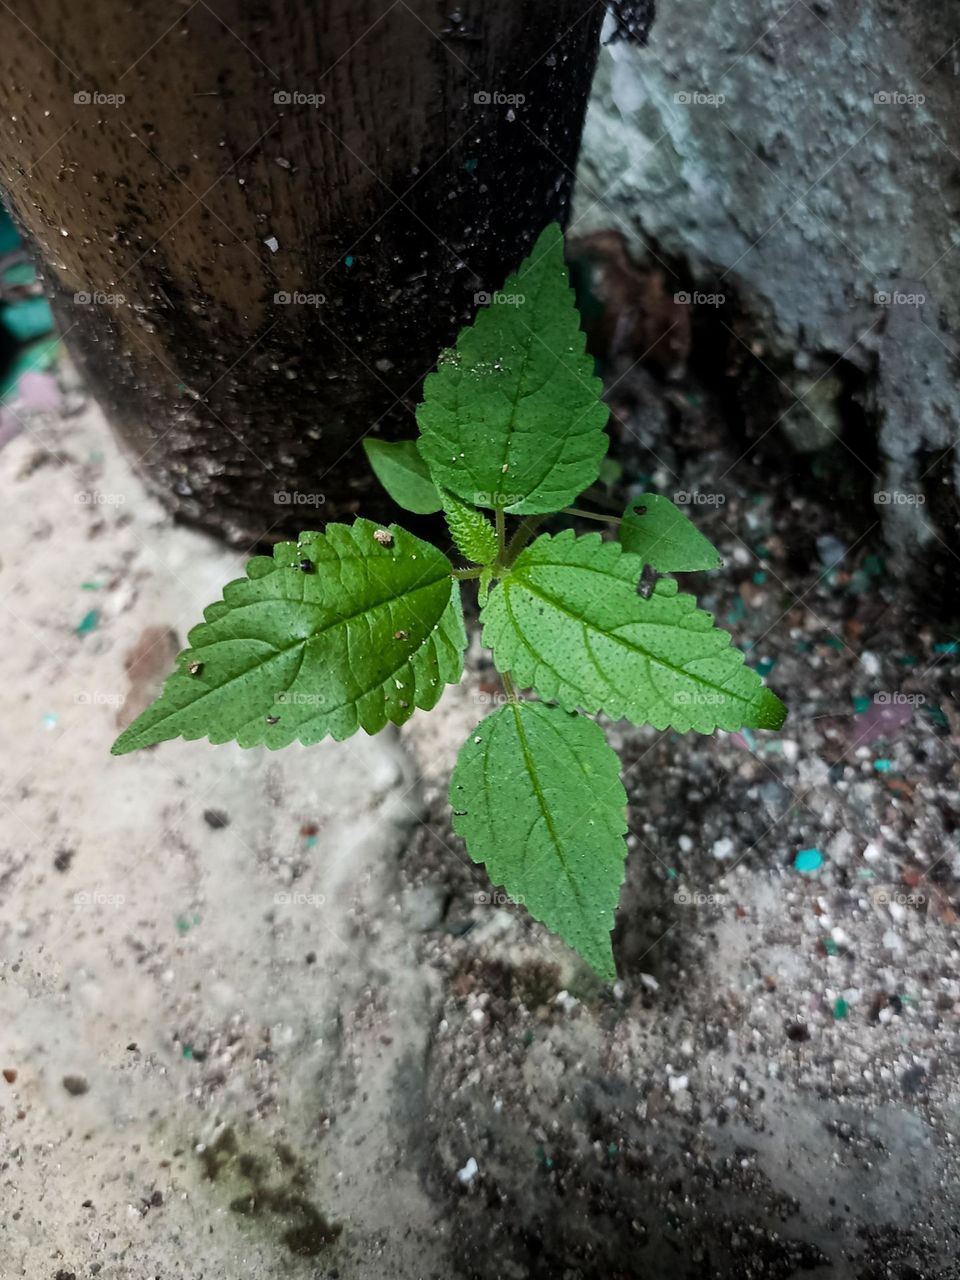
[620,493,722,572]
[442,490,498,566]
[111,520,466,754]
[416,222,609,515]
[450,701,627,979]
[363,438,442,514]
[482,530,786,734]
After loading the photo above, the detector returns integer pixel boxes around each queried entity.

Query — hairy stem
[495,505,507,560]
[503,514,546,567]
[451,567,483,580]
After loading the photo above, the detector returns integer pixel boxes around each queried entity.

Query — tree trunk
[0,0,604,542]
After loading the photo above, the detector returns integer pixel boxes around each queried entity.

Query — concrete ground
[3,372,960,1280]
[0,381,448,1277]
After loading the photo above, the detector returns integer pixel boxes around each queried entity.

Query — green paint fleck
[794,848,824,874]
[75,609,100,636]
[852,695,872,713]
[80,581,102,591]
[182,1045,194,1060]
[726,598,747,625]
[344,255,354,268]
[823,937,838,956]
[752,571,767,585]
[873,759,894,773]
[833,997,849,1020]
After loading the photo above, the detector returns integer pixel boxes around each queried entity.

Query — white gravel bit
[456,1156,479,1186]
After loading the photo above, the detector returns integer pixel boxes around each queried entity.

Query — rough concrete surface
[0,384,448,1277]
[3,366,960,1279]
[575,2,960,562]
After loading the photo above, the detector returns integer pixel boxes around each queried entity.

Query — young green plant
[112,223,786,980]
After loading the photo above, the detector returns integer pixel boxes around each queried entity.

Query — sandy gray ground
[3,374,960,1280]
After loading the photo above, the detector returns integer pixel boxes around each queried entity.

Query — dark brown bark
[0,0,604,542]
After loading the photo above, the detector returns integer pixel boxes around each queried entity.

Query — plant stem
[503,514,546,567]
[562,505,622,527]
[500,670,520,702]
[451,567,483,580]
[495,504,506,559]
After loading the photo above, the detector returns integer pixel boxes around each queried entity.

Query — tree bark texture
[0,1,604,542]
